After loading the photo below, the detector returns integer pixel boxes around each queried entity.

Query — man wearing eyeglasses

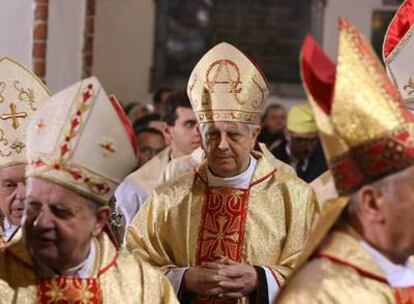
[0,57,50,249]
[135,127,166,168]
[271,104,327,183]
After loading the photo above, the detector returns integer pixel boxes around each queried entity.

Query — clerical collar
[3,217,18,240]
[35,241,96,278]
[207,155,257,189]
[361,241,414,288]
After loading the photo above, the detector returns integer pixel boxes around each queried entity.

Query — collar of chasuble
[314,223,414,303]
[4,231,119,303]
[6,231,119,276]
[127,146,172,190]
[195,151,277,188]
[314,223,414,283]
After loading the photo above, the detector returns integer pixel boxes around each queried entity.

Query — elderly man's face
[24,178,110,271]
[201,122,259,177]
[0,164,25,226]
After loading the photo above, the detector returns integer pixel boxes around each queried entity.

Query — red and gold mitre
[0,56,51,169]
[301,19,414,196]
[383,0,414,109]
[187,42,269,124]
[26,77,137,205]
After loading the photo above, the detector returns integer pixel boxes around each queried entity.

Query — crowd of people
[0,1,414,303]
[124,88,327,183]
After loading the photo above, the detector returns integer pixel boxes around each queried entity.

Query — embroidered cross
[100,139,115,156]
[35,119,46,133]
[1,103,27,129]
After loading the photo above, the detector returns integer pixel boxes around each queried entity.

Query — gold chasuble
[127,152,319,303]
[277,223,411,303]
[127,146,172,193]
[0,231,178,304]
[127,42,319,303]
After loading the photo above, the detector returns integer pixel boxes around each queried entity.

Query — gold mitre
[0,56,50,169]
[302,19,414,196]
[383,0,414,109]
[292,22,414,274]
[187,42,269,124]
[26,77,138,205]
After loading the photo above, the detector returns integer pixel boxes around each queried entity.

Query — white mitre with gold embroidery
[0,56,50,169]
[187,42,269,124]
[383,0,414,109]
[26,77,137,205]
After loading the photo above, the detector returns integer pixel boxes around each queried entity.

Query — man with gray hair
[277,20,414,303]
[127,42,320,303]
[0,78,178,303]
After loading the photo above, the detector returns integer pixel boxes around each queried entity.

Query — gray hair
[347,168,408,215]
[198,122,260,142]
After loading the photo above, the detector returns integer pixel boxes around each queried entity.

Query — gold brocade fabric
[332,20,406,148]
[276,223,404,303]
[301,20,414,196]
[126,153,320,303]
[0,231,178,304]
[257,143,296,176]
[309,171,337,206]
[128,146,172,193]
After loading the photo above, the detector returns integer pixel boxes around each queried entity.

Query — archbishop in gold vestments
[0,77,179,304]
[277,14,414,304]
[127,152,319,303]
[0,231,178,304]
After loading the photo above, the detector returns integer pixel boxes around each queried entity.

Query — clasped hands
[183,256,258,299]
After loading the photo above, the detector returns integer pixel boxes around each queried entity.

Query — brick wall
[82,0,96,78]
[33,0,49,81]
